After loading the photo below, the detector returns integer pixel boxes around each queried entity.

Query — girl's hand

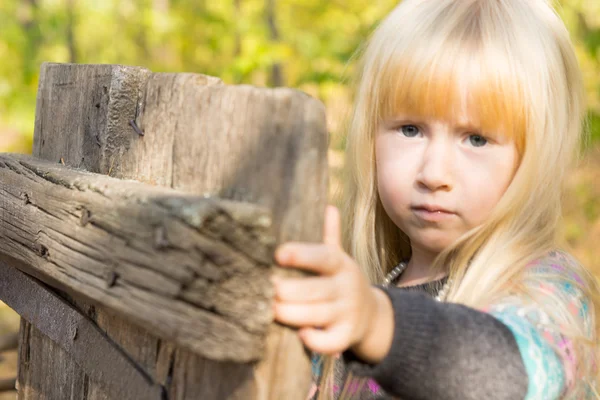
[272,206,394,362]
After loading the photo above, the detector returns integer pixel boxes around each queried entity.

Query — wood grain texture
[0,153,274,361]
[16,62,328,400]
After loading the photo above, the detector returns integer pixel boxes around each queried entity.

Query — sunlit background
[0,0,598,394]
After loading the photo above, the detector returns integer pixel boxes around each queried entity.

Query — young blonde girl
[272,0,600,398]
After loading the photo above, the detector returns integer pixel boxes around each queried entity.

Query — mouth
[411,205,455,222]
[412,204,454,213]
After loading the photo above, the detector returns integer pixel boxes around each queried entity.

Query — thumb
[323,205,341,247]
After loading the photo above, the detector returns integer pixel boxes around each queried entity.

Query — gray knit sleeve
[345,288,528,400]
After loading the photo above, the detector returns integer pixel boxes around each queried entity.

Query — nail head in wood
[129,119,145,136]
[80,208,91,227]
[105,271,118,288]
[153,225,170,249]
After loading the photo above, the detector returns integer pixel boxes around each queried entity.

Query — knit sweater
[309,250,595,399]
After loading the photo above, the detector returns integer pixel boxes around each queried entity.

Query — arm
[345,289,530,400]
[346,252,594,400]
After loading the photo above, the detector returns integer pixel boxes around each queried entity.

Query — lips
[411,204,454,214]
[411,204,456,222]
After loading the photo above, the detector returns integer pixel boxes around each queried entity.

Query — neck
[397,246,447,287]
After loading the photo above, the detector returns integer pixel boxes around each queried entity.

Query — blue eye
[399,125,420,138]
[468,134,487,147]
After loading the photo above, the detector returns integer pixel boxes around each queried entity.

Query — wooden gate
[0,62,328,399]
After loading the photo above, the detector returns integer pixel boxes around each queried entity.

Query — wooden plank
[17,62,328,400]
[0,152,274,361]
[0,260,163,399]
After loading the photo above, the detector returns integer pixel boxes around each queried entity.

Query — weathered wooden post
[0,62,328,399]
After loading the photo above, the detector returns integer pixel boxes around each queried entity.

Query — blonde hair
[318,0,600,398]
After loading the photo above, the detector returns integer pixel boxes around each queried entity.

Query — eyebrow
[453,120,483,132]
[383,115,483,132]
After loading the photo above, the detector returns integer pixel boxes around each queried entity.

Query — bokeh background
[0,0,598,393]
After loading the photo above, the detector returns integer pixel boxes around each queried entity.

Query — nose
[416,138,454,192]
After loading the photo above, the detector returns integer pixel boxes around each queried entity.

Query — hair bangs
[375,19,528,152]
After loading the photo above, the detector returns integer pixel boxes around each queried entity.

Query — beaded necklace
[383,261,452,301]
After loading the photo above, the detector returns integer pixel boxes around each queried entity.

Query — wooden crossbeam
[0,153,276,363]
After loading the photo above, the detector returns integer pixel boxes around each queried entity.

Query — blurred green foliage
[0,0,598,152]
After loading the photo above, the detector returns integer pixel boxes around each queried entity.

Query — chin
[410,232,457,254]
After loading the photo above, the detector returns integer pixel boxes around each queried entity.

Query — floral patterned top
[486,250,596,399]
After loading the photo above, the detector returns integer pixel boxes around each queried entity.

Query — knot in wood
[68,323,78,341]
[21,192,30,205]
[35,243,49,258]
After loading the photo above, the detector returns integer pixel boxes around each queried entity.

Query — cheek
[376,145,395,211]
[463,150,517,224]
[377,167,408,211]
[376,148,414,221]
[377,171,411,231]
[467,186,504,224]
[376,160,396,205]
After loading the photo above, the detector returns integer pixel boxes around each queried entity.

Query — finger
[273,276,337,303]
[299,324,352,355]
[323,205,341,247]
[274,302,338,328]
[275,243,342,276]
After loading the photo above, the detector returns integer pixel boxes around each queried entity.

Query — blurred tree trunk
[66,0,78,63]
[17,0,41,85]
[266,0,284,87]
[234,0,242,58]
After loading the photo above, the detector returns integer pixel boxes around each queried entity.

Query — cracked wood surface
[16,63,328,400]
[0,152,275,361]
